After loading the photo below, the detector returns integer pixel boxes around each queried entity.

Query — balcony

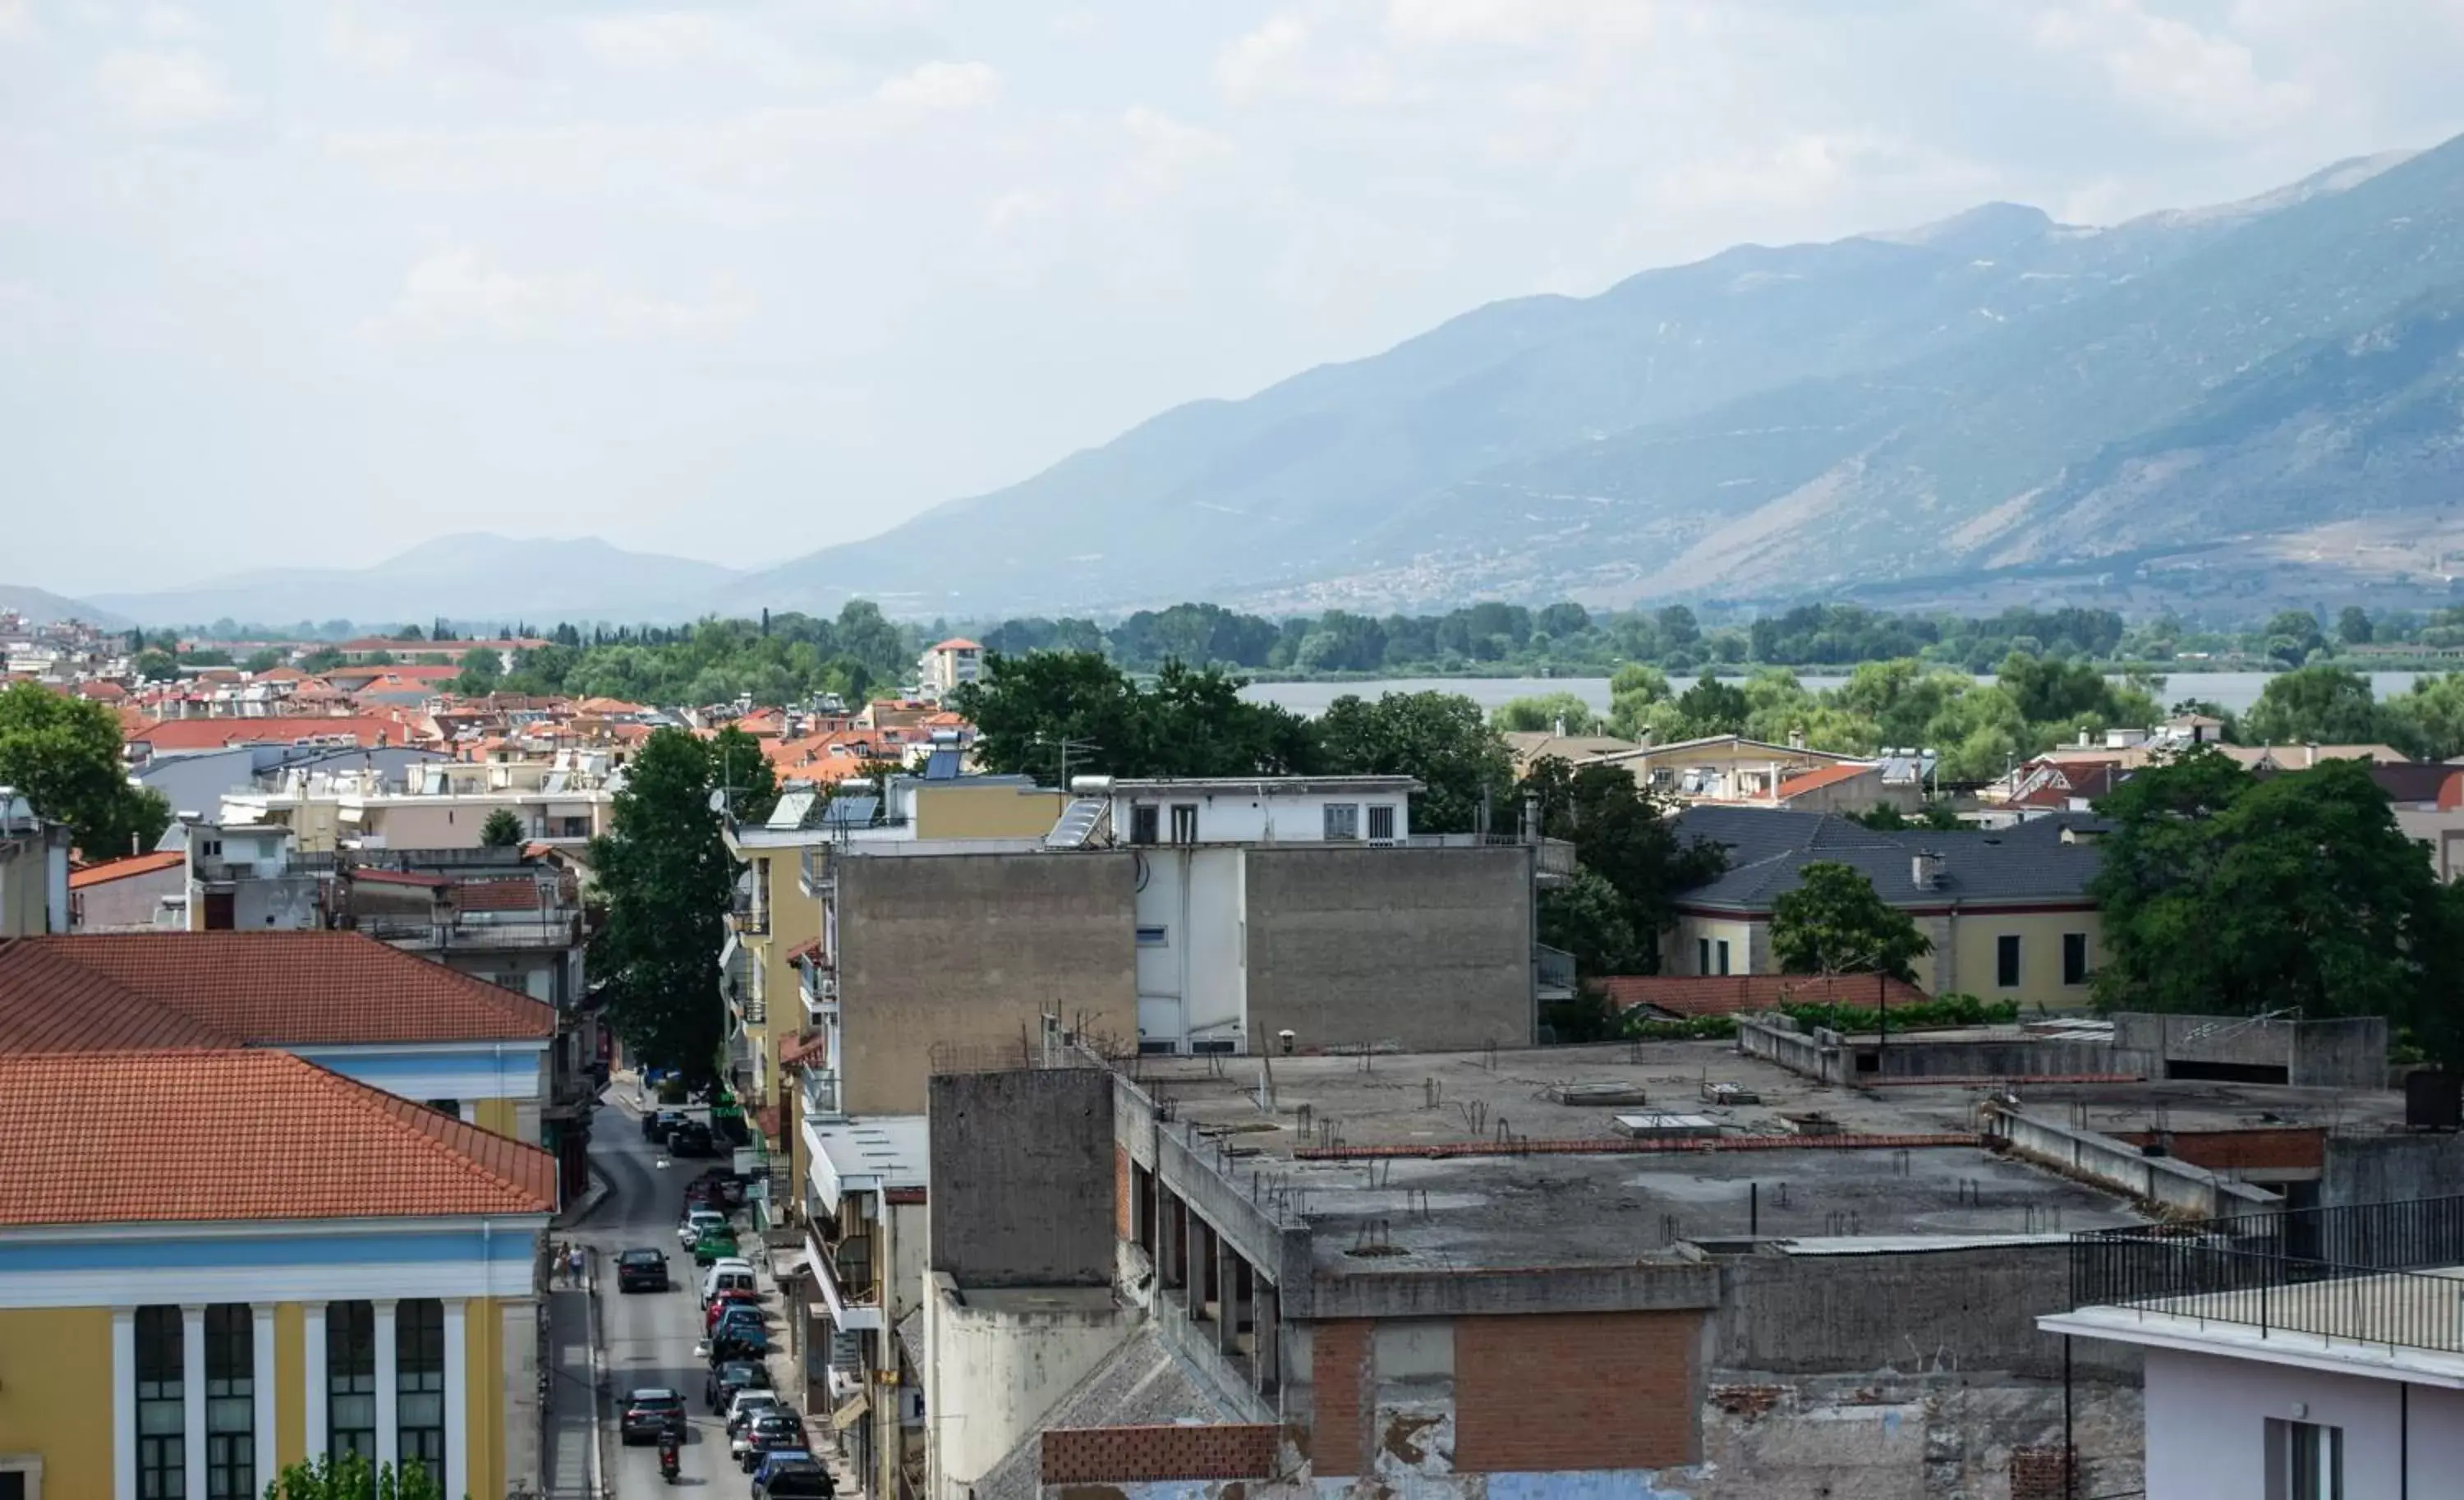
[800,960,839,1019]
[352,913,583,950]
[802,1229,882,1331]
[799,847,834,898]
[1535,943,1577,1001]
[728,891,771,936]
[801,1068,842,1121]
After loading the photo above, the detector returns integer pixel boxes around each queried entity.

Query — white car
[725,1389,780,1437]
[678,1208,728,1248]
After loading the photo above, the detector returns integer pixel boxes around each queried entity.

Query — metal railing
[351,913,582,949]
[2071,1194,2464,1354]
[727,893,770,936]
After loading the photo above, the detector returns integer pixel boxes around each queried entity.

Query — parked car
[751,1452,834,1498]
[704,1287,761,1327]
[678,1208,729,1248]
[668,1120,716,1157]
[692,1167,749,1207]
[710,1326,772,1363]
[710,1309,766,1347]
[642,1109,685,1143]
[691,1227,741,1266]
[618,1387,686,1444]
[735,1411,810,1471]
[706,1359,773,1414]
[722,1387,779,1433]
[615,1247,669,1293]
[699,1261,756,1306]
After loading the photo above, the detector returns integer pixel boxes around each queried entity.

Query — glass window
[2268,1419,2342,1500]
[1716,940,1731,977]
[1170,804,1199,843]
[1135,925,1168,948]
[204,1305,253,1500]
[1323,804,1360,840]
[1996,934,2022,988]
[327,1302,377,1463]
[2062,932,2090,986]
[1128,805,1158,845]
[1698,936,1711,975]
[136,1306,185,1500]
[1367,805,1396,840]
[398,1300,446,1484]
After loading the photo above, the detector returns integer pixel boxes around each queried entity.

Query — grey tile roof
[1676,808,2103,909]
[968,1323,1251,1500]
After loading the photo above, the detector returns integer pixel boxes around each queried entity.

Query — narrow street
[544,1093,747,1497]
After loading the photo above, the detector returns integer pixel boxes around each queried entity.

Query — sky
[6,1,2464,596]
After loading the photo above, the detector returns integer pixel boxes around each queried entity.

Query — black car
[642,1109,685,1143]
[709,1327,772,1364]
[751,1453,834,1498]
[615,1247,669,1293]
[668,1120,716,1157]
[706,1359,771,1413]
[738,1412,810,1471]
[619,1387,687,1444]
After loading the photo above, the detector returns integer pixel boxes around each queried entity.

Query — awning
[772,1249,811,1281]
[832,1392,871,1432]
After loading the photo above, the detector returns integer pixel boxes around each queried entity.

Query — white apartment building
[219,752,618,851]
[916,637,982,699]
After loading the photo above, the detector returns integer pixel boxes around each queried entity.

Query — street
[548,1097,760,1497]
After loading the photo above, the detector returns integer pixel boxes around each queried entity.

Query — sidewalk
[752,1228,867,1497]
[540,1272,601,1499]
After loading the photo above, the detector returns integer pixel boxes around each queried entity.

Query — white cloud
[1110,105,1234,206]
[324,4,415,72]
[361,250,756,343]
[1214,12,1410,106]
[1381,0,1658,51]
[2034,0,2311,136]
[140,3,203,39]
[0,0,33,44]
[874,59,1001,110]
[577,11,725,70]
[94,48,237,129]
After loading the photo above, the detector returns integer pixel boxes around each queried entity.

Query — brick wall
[2008,1443,2073,1500]
[1310,1319,1373,1477]
[2113,1127,2323,1172]
[1041,1424,1280,1483]
[1454,1310,1701,1473]
[1115,1143,1132,1240]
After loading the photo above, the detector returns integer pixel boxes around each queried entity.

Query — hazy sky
[7,1,2464,595]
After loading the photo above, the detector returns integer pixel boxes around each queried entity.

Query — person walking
[568,1242,586,1289]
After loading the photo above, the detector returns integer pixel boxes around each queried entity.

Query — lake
[1239,671,2436,720]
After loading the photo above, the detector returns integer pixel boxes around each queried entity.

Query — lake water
[1239,671,2437,720]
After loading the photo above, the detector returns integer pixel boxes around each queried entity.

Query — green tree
[2338,606,2374,646]
[1521,758,1727,972]
[2383,673,2464,761]
[1604,663,1671,740]
[263,1450,449,1499]
[1769,862,1932,982]
[2241,665,2395,748]
[242,647,286,674]
[453,646,504,697]
[1317,691,1512,835]
[0,683,172,857]
[1492,692,1606,735]
[479,808,526,848]
[1538,867,1643,975]
[588,727,775,1084]
[133,648,180,682]
[954,653,1312,783]
[1671,674,1749,735]
[2090,749,2443,1023]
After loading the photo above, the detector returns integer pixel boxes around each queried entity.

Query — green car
[692,1229,741,1266]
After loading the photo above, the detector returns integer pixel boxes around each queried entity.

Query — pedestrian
[569,1243,585,1288]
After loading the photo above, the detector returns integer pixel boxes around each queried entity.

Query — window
[204,1304,253,1500]
[1129,805,1159,845]
[2062,932,2090,986]
[0,1460,34,1500]
[135,1306,184,1500]
[1996,934,2022,988]
[327,1302,377,1463]
[1716,940,1732,977]
[1323,803,1360,840]
[425,1099,462,1120]
[398,1300,446,1482]
[1135,925,1169,948]
[2267,1419,2342,1500]
[200,839,222,858]
[1698,937,1712,976]
[1367,804,1396,841]
[1170,803,1199,844]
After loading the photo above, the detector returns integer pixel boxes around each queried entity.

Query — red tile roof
[452,879,545,913]
[352,867,451,890]
[1773,762,1877,802]
[14,932,554,1044]
[0,943,232,1052]
[931,637,981,652]
[124,715,401,751]
[67,850,186,889]
[1596,973,1931,1017]
[0,1048,559,1226]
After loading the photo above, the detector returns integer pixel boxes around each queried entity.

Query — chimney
[2077,727,2090,748]
[1911,850,1944,890]
[1789,728,1807,750]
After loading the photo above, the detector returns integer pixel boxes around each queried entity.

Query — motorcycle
[658,1430,681,1484]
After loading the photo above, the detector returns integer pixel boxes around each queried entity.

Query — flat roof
[806,1115,928,1208]
[2048,1268,2464,1387]
[1106,775,1421,796]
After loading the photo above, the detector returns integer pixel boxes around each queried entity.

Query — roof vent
[1910,850,1944,889]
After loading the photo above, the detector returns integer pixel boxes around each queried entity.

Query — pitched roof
[1596,973,1930,1017]
[931,637,981,652]
[1773,762,1878,802]
[67,850,186,889]
[11,932,554,1045]
[0,942,231,1052]
[1676,808,2101,910]
[125,715,400,751]
[0,1047,558,1226]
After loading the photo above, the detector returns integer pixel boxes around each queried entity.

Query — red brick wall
[2113,1127,2323,1171]
[2008,1444,2072,1500]
[1310,1319,1373,1477]
[1114,1144,1132,1240]
[1041,1424,1280,1483]
[1453,1311,1702,1474]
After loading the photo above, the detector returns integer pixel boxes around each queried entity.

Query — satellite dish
[707,788,728,813]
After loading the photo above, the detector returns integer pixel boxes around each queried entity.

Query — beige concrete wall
[913,784,1064,840]
[1243,845,1533,1051]
[924,1275,1130,1500]
[1942,908,2101,1006]
[838,851,1137,1115]
[1672,916,1760,976]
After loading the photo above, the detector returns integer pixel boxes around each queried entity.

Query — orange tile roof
[930,637,981,652]
[16,932,554,1044]
[0,1048,557,1227]
[1596,973,1930,1017]
[67,849,186,889]
[1773,762,1878,802]
[452,879,545,913]
[0,942,232,1052]
[125,715,402,751]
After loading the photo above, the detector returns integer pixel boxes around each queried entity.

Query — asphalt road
[584,1106,752,1496]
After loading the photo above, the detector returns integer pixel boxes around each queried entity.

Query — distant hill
[0,584,127,630]
[731,145,2456,617]
[92,535,744,629]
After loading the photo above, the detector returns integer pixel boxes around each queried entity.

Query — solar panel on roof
[822,795,880,828]
[1043,798,1106,849]
[922,748,961,780]
[768,790,816,831]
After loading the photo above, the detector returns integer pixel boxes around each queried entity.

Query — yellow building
[0,1048,554,1500]
[1667,808,2106,1009]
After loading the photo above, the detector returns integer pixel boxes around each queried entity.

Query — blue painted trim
[0,1230,534,1272]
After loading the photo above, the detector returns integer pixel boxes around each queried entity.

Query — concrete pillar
[1256,1280,1280,1394]
[182,1304,207,1497]
[112,1307,136,1500]
[442,1299,469,1500]
[1215,1237,1239,1355]
[1184,1216,1208,1320]
[1157,1193,1183,1291]
[252,1304,278,1491]
[374,1299,400,1475]
[301,1302,329,1461]
[501,1299,541,1496]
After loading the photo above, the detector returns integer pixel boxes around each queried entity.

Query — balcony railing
[800,964,839,1018]
[2071,1195,2464,1355]
[1535,943,1577,996]
[799,847,834,897]
[728,893,770,936]
[351,913,582,949]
